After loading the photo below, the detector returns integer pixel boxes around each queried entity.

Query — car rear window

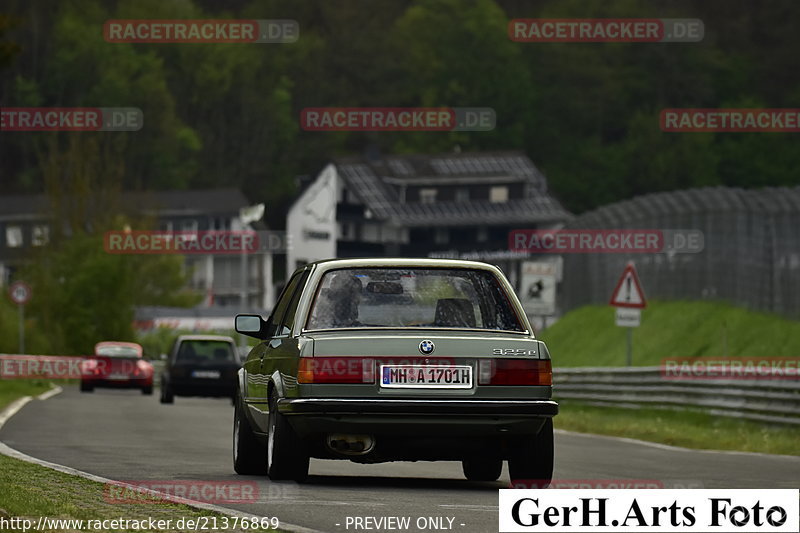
[176,341,236,362]
[95,345,141,358]
[306,268,524,332]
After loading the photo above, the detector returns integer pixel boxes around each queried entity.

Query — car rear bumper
[277,398,558,417]
[277,398,557,439]
[82,378,152,388]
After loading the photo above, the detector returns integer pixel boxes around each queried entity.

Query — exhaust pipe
[326,433,375,455]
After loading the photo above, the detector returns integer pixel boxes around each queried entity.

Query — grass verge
[539,300,800,366]
[555,401,800,456]
[0,380,53,411]
[0,454,283,532]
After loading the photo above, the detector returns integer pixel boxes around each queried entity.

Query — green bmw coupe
[233,258,557,484]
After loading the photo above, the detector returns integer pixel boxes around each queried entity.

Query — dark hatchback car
[232,258,557,483]
[159,335,241,404]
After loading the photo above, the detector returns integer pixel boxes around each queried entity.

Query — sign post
[238,204,265,353]
[609,262,646,366]
[9,281,32,354]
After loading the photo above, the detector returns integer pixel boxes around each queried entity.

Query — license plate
[192,370,221,379]
[380,365,472,389]
[108,373,129,381]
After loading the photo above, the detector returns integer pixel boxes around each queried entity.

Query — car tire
[266,392,309,481]
[142,386,153,395]
[507,418,554,488]
[160,381,174,404]
[80,381,93,393]
[233,394,267,475]
[462,457,503,481]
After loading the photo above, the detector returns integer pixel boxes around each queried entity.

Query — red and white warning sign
[9,281,32,305]
[609,262,646,309]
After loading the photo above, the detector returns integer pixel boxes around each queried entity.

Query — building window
[455,188,470,202]
[5,225,23,248]
[339,222,356,240]
[434,228,449,245]
[362,223,380,242]
[181,219,198,241]
[419,188,437,204]
[211,217,229,231]
[489,186,509,203]
[32,225,49,246]
[181,219,198,232]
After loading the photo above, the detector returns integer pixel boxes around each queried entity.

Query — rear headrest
[434,298,476,328]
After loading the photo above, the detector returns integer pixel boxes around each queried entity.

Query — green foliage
[0,295,53,354]
[539,300,800,367]
[2,0,800,216]
[20,231,200,355]
[136,327,188,360]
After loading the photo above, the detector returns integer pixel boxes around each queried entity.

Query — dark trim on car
[277,398,558,417]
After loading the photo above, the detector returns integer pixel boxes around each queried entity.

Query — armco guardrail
[553,366,800,425]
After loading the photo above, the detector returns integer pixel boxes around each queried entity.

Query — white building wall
[286,164,338,274]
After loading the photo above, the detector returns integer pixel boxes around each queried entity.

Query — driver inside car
[308,272,363,329]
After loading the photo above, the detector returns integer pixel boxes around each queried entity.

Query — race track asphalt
[1,386,798,532]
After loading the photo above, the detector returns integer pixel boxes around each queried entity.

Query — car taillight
[478,359,552,386]
[297,357,375,384]
[82,359,100,376]
[134,360,151,377]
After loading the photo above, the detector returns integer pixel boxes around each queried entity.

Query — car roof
[176,335,236,343]
[306,257,503,271]
[94,341,143,355]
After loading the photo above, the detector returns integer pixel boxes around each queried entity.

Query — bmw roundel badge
[419,340,435,355]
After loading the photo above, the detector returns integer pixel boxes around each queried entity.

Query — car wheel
[79,381,93,393]
[507,418,554,488]
[160,381,174,404]
[233,394,267,475]
[462,457,503,481]
[142,386,153,395]
[266,392,309,481]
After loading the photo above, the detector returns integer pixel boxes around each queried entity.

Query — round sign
[9,281,32,305]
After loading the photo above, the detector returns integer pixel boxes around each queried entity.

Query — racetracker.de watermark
[103,230,290,254]
[508,229,704,254]
[1,108,142,132]
[661,109,800,132]
[300,107,495,132]
[509,18,704,42]
[662,357,800,380]
[0,355,84,379]
[104,481,262,504]
[104,19,298,43]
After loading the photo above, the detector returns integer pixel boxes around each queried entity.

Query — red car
[80,341,154,395]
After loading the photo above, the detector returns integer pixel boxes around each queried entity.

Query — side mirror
[235,314,268,339]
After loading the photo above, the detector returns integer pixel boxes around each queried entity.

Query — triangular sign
[609,262,647,309]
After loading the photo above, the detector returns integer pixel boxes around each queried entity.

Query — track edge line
[0,388,324,533]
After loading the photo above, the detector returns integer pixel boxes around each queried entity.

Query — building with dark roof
[286,150,572,288]
[0,188,275,310]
